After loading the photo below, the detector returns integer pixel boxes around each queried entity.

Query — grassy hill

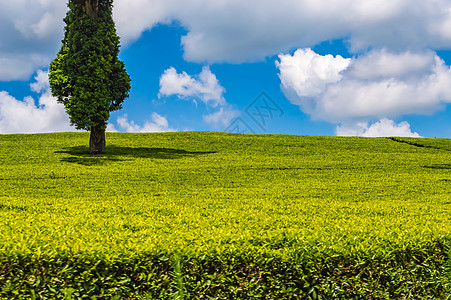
[0,132,450,298]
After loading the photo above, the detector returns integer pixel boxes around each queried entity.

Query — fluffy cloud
[277,48,451,136]
[0,54,50,81]
[159,67,225,107]
[203,106,240,128]
[320,51,451,122]
[30,69,51,93]
[345,50,437,81]
[336,119,421,137]
[113,0,170,43]
[113,0,451,63]
[277,49,351,98]
[116,113,176,133]
[0,70,75,134]
[276,49,351,112]
[159,67,237,127]
[0,1,67,80]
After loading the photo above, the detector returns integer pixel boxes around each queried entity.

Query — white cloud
[113,0,451,63]
[0,1,67,80]
[106,122,118,133]
[0,71,75,134]
[159,67,225,107]
[317,53,451,122]
[203,106,240,128]
[0,54,50,81]
[30,69,51,93]
[436,7,451,41]
[277,48,451,134]
[116,113,176,133]
[113,0,170,44]
[159,66,239,128]
[276,49,351,112]
[30,12,58,39]
[336,119,421,137]
[346,50,436,81]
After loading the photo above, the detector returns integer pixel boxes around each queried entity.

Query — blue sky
[1,0,451,137]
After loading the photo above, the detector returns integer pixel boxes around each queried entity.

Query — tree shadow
[55,146,217,166]
[389,137,451,152]
[423,164,451,170]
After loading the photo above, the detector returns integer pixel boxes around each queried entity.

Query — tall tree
[49,0,131,154]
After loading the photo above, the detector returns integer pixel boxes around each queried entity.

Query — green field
[0,132,450,298]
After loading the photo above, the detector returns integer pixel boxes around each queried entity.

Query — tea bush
[0,132,450,298]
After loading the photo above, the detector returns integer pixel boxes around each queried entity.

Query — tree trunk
[73,0,98,18]
[89,125,106,154]
[85,0,98,18]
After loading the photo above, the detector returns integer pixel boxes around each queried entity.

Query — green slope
[0,132,450,298]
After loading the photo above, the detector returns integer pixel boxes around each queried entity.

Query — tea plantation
[0,132,450,298]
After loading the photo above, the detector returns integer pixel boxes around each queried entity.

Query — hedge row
[1,241,449,299]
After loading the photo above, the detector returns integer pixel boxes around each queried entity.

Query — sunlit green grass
[0,132,450,258]
[0,132,450,297]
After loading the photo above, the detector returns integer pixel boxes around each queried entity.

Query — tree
[49,0,131,154]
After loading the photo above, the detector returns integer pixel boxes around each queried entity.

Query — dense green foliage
[49,0,130,131]
[0,132,450,298]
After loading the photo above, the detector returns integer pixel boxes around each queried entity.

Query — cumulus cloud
[159,67,237,127]
[336,119,421,137]
[106,123,118,133]
[113,0,170,43]
[113,0,451,63]
[116,113,176,133]
[317,52,451,122]
[276,49,351,112]
[345,50,437,81]
[0,70,75,134]
[30,69,51,93]
[203,106,240,128]
[159,67,225,107]
[0,1,67,80]
[277,48,451,136]
[0,54,50,82]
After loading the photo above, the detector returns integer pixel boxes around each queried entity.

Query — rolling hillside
[0,132,450,298]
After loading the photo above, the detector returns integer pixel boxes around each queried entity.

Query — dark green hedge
[0,242,449,299]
